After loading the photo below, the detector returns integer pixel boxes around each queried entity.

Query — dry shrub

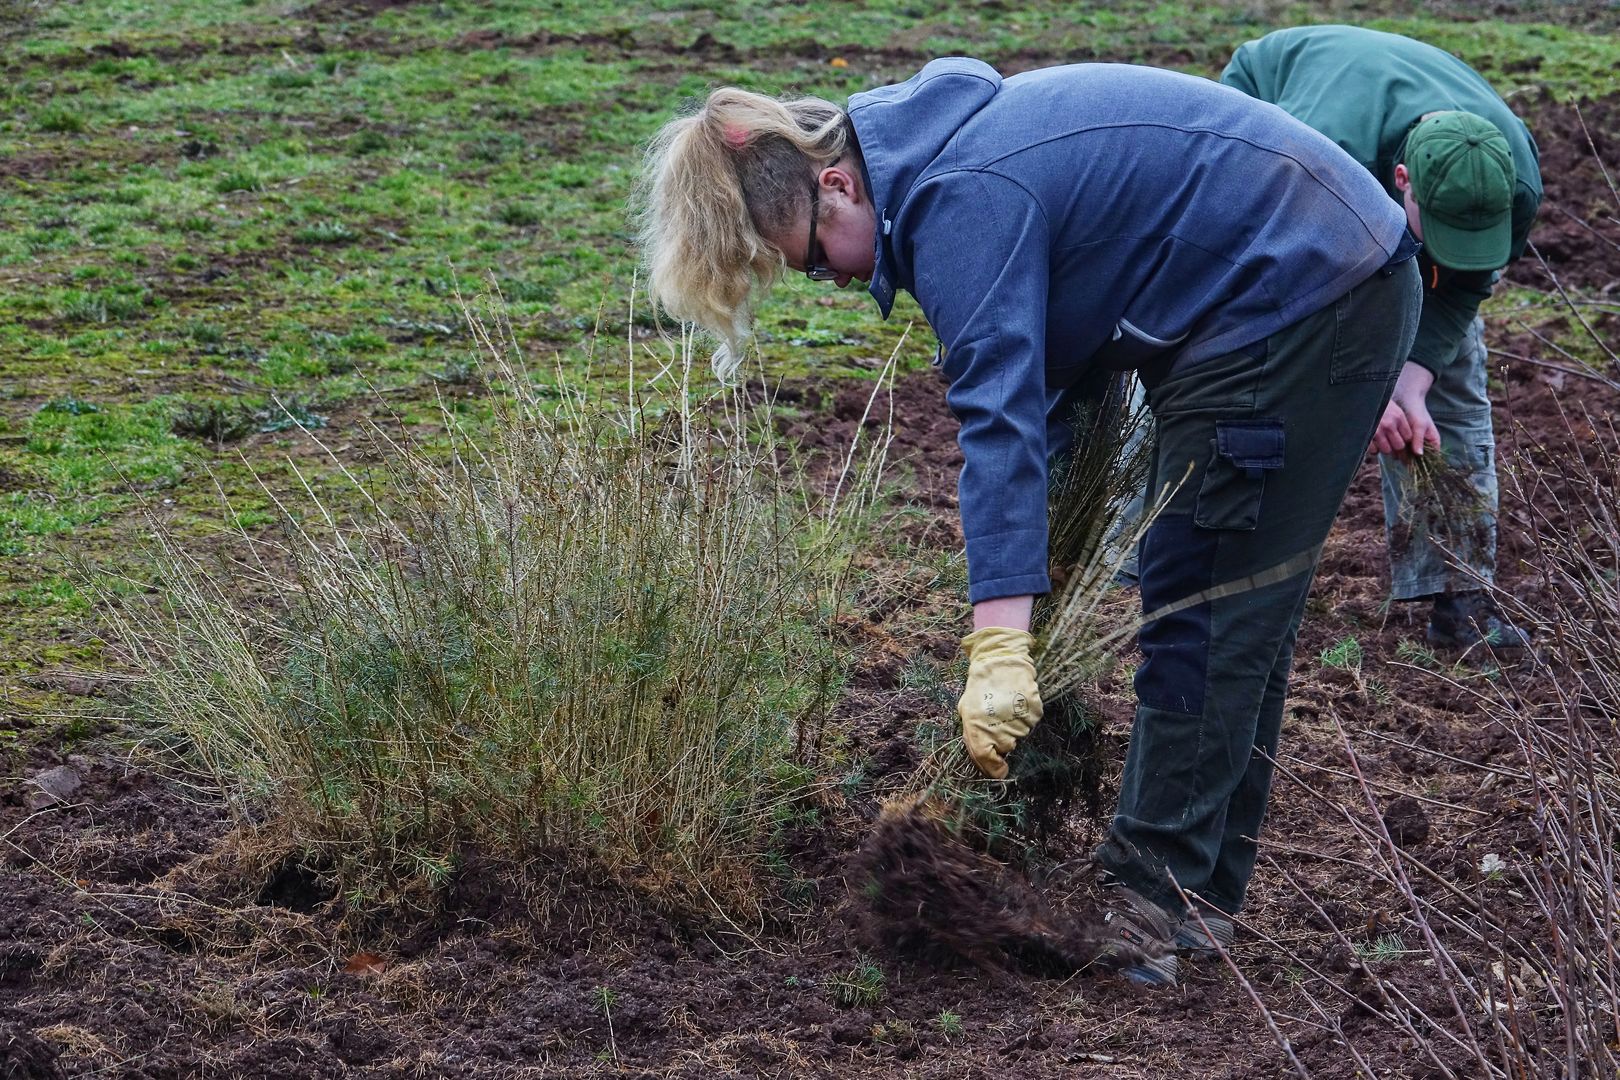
[1246,407,1620,1079]
[106,292,888,911]
[1246,135,1620,1077]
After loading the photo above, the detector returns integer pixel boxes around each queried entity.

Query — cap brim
[1418,209,1512,272]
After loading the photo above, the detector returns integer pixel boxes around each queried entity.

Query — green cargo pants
[1099,255,1422,917]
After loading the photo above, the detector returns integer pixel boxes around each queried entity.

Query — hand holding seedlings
[957,627,1043,780]
[1372,361,1441,456]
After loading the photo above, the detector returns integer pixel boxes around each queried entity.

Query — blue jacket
[847,59,1407,603]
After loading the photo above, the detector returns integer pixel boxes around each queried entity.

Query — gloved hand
[958,626,1043,779]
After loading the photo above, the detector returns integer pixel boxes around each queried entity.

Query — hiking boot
[1099,886,1181,986]
[1426,590,1531,652]
[1172,904,1235,959]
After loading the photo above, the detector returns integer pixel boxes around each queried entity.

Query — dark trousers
[1100,257,1421,915]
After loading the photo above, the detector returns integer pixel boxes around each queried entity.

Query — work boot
[1172,903,1235,959]
[1426,590,1530,652]
[1099,885,1181,986]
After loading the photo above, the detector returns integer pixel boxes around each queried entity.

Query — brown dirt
[1504,92,1620,295]
[849,802,1117,977]
[3,68,1618,1080]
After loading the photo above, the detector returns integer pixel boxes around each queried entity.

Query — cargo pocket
[1193,420,1285,531]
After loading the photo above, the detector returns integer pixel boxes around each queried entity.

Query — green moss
[0,492,114,555]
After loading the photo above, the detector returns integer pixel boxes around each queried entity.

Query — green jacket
[1222,25,1542,375]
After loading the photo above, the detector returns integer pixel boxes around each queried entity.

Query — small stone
[26,765,83,810]
[1382,795,1430,847]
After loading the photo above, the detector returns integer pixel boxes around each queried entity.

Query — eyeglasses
[803,185,838,282]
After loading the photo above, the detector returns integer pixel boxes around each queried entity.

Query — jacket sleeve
[902,170,1056,604]
[1408,267,1494,375]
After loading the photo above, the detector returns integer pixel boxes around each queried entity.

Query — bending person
[1224,25,1541,650]
[636,58,1420,985]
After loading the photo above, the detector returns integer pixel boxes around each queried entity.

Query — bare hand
[1372,400,1412,456]
[1371,361,1441,457]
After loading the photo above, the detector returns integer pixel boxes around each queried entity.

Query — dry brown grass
[1247,155,1620,1076]
[102,289,890,913]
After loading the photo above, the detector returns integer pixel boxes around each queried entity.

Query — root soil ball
[848,798,1123,976]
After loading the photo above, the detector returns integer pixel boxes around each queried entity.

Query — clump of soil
[0,1022,65,1080]
[848,797,1120,976]
[1381,796,1432,848]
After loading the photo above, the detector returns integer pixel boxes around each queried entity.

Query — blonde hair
[636,87,851,380]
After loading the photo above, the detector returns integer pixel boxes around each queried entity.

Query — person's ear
[820,163,863,205]
[1393,163,1410,192]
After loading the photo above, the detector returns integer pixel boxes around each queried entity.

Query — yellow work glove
[958,626,1043,780]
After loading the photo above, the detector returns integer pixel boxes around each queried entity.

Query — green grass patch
[67,289,150,323]
[493,202,542,227]
[27,397,188,490]
[0,491,117,556]
[1320,635,1364,672]
[213,169,265,194]
[35,106,86,133]
[9,576,94,614]
[0,397,195,557]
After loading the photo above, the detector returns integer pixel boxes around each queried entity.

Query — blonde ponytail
[636,87,851,381]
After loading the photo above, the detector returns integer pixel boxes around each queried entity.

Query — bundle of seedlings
[103,287,891,919]
[1390,448,1490,571]
[919,381,1154,812]
[854,379,1158,971]
[1405,449,1486,517]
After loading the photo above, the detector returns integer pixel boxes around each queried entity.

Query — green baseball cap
[1405,111,1516,272]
